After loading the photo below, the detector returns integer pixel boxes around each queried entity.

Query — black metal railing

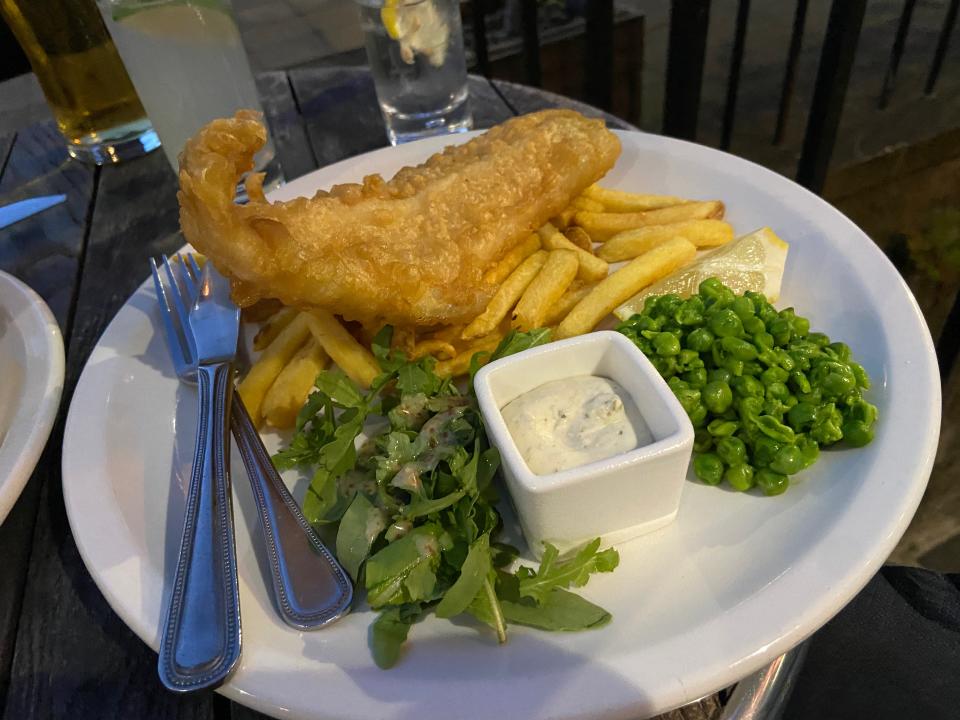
[468,0,960,377]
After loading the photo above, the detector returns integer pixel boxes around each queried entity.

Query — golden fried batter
[178,109,620,328]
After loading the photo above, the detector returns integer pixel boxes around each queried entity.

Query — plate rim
[62,128,941,719]
[0,269,65,524]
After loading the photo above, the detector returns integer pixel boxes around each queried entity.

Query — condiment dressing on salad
[501,375,652,475]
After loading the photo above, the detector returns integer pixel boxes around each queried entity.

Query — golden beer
[1,0,156,163]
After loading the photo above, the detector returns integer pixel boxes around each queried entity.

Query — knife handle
[230,394,353,629]
[159,361,241,692]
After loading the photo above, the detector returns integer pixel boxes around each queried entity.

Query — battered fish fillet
[178,109,620,327]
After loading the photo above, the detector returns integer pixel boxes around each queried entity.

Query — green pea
[787,402,818,431]
[792,315,811,337]
[698,277,725,298]
[709,309,744,338]
[725,463,755,491]
[743,361,764,376]
[708,368,733,385]
[651,355,677,378]
[775,348,796,372]
[656,294,683,317]
[789,369,812,394]
[720,336,758,360]
[689,405,709,428]
[763,397,788,419]
[673,386,701,415]
[686,327,715,352]
[807,332,831,347]
[795,436,820,469]
[737,398,764,435]
[732,375,764,398]
[770,445,805,475]
[675,298,705,326]
[754,331,775,350]
[684,367,708,388]
[810,403,844,445]
[766,381,790,401]
[743,316,766,335]
[693,453,725,485]
[762,367,789,385]
[707,419,739,437]
[757,469,789,496]
[850,361,870,389]
[702,381,733,413]
[723,356,745,377]
[827,341,852,362]
[754,414,796,443]
[731,296,755,321]
[693,428,713,452]
[716,436,747,465]
[753,436,783,468]
[842,420,874,447]
[813,362,857,399]
[847,399,878,427]
[768,318,792,345]
[678,349,702,369]
[654,332,681,356]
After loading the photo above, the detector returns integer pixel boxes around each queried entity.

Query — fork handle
[158,361,241,692]
[230,394,353,629]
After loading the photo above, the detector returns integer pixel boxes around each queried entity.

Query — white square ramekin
[473,331,694,556]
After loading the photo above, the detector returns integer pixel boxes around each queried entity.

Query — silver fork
[154,258,242,692]
[151,256,353,632]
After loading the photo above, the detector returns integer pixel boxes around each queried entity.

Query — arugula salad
[274,327,619,668]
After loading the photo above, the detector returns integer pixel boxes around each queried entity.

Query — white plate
[0,270,64,524]
[62,130,940,720]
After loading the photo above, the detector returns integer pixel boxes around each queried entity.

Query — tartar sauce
[500,376,652,475]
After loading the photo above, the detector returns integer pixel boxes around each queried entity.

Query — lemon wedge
[614,227,789,321]
[381,0,401,39]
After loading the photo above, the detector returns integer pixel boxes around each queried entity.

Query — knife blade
[0,195,67,230]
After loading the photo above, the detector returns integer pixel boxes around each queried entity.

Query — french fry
[436,331,505,378]
[582,184,686,212]
[253,306,299,351]
[238,312,312,425]
[262,340,328,429]
[463,250,547,339]
[551,206,577,230]
[483,234,541,285]
[543,281,596,326]
[303,310,381,388]
[512,249,579,331]
[575,201,725,241]
[410,339,458,360]
[597,220,734,262]
[572,196,605,213]
[538,223,608,281]
[556,237,697,339]
[564,226,595,253]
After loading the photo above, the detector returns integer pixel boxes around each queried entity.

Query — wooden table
[0,67,733,720]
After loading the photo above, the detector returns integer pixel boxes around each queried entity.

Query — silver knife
[0,195,67,230]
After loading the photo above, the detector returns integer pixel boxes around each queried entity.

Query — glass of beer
[1,0,158,164]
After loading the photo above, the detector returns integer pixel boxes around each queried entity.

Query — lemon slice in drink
[381,0,401,39]
[614,227,789,321]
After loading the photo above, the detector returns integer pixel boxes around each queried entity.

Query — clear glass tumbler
[96,0,282,190]
[356,0,473,145]
[1,0,158,164]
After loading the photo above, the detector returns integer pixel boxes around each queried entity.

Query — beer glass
[1,0,158,164]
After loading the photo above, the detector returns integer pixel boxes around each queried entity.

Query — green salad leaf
[275,326,617,668]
